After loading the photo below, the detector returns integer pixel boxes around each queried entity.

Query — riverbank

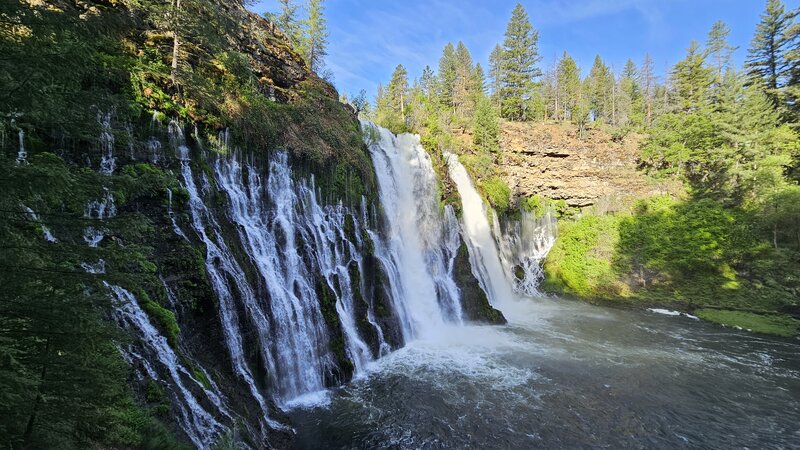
[540,197,800,338]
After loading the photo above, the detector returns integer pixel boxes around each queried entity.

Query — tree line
[361,1,799,236]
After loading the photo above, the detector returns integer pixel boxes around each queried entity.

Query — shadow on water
[288,297,800,449]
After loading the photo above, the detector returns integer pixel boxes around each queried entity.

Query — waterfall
[213,152,333,402]
[444,151,556,301]
[363,122,464,340]
[166,188,189,241]
[170,118,388,409]
[108,283,231,449]
[494,209,557,296]
[176,132,280,434]
[21,205,58,243]
[78,160,237,447]
[15,129,26,165]
[444,152,516,306]
[99,112,116,175]
[83,189,116,247]
[147,137,162,164]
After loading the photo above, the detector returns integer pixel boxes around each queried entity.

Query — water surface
[289,298,800,449]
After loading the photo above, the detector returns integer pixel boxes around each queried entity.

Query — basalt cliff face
[500,121,666,209]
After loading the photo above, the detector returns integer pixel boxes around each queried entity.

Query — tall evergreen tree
[619,59,641,126]
[556,52,581,121]
[376,65,409,133]
[707,21,737,81]
[672,41,714,112]
[438,43,458,108]
[488,44,505,106]
[499,3,542,121]
[782,20,800,122]
[420,65,437,98]
[454,42,475,120]
[587,55,614,123]
[303,0,329,73]
[273,0,303,48]
[745,0,794,104]
[641,53,657,125]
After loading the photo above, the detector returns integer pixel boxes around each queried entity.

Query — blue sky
[252,0,788,98]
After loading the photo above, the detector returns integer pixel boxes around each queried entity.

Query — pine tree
[438,43,458,108]
[499,3,542,121]
[641,53,657,126]
[707,21,737,81]
[303,0,329,73]
[672,41,714,112]
[274,0,303,48]
[488,44,504,106]
[783,21,800,122]
[587,55,613,123]
[376,65,409,133]
[556,52,580,121]
[473,96,500,153]
[745,0,794,104]
[420,65,437,98]
[619,59,641,126]
[453,42,475,120]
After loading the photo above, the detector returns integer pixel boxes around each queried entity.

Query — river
[289,297,800,449]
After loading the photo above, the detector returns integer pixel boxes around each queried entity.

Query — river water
[288,297,800,449]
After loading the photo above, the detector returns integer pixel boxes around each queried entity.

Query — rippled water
[289,298,800,449]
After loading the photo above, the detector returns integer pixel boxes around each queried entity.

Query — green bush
[695,309,800,337]
[543,214,623,297]
[481,176,511,213]
[141,300,181,348]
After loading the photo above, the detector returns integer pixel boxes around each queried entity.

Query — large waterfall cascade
[364,123,465,341]
[35,116,556,448]
[444,151,557,302]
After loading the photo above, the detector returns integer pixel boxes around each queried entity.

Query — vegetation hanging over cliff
[0,0,366,446]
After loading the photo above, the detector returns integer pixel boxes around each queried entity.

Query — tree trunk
[774,223,778,249]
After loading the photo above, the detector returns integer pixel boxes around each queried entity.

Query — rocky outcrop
[500,121,668,208]
[454,243,507,324]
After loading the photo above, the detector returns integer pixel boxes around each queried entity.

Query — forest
[1,0,799,448]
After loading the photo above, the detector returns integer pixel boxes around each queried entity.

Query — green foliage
[695,309,800,337]
[497,4,541,121]
[473,97,500,153]
[522,195,571,218]
[672,41,714,112]
[616,197,743,277]
[745,0,795,102]
[141,299,181,348]
[542,214,622,297]
[481,177,511,214]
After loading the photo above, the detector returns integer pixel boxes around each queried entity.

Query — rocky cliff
[500,121,670,208]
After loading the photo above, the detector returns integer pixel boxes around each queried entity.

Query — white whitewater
[83,189,116,247]
[99,112,116,175]
[21,205,58,243]
[213,152,334,401]
[174,128,279,436]
[444,152,515,306]
[16,129,26,165]
[364,122,463,340]
[494,209,557,296]
[166,188,189,241]
[108,283,231,449]
[174,119,385,410]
